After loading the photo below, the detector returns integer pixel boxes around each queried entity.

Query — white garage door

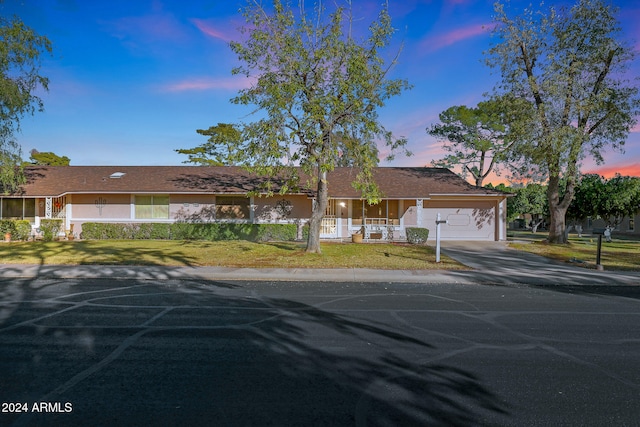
[422,200,496,241]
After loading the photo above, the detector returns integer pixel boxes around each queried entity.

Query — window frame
[134,195,170,220]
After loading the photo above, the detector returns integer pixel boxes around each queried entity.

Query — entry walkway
[0,241,637,285]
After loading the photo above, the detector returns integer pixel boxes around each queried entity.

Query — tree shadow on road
[0,275,510,426]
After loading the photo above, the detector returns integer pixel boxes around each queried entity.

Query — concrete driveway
[441,241,640,286]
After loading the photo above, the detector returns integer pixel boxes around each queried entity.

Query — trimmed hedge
[80,222,304,242]
[406,227,429,244]
[80,223,172,240]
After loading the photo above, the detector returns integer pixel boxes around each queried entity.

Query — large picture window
[1,198,36,220]
[216,196,250,219]
[135,195,169,219]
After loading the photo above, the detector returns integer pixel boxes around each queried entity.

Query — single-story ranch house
[1,166,510,241]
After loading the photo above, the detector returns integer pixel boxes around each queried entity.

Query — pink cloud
[159,76,254,92]
[420,23,492,53]
[191,18,234,43]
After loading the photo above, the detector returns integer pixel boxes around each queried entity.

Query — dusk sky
[3,0,639,184]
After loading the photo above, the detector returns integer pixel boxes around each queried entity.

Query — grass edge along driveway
[508,232,640,272]
[0,240,468,270]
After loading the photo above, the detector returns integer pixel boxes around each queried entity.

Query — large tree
[486,0,640,243]
[427,97,514,187]
[176,123,241,166]
[0,14,52,192]
[223,0,410,253]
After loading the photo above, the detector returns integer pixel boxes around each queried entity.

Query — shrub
[40,219,63,242]
[0,219,16,236]
[80,223,124,239]
[406,227,429,244]
[253,223,298,242]
[138,223,172,240]
[13,220,32,241]
[171,223,220,240]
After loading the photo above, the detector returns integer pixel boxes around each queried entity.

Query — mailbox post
[592,228,606,271]
[435,213,448,263]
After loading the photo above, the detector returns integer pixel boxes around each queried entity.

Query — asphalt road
[1,277,639,426]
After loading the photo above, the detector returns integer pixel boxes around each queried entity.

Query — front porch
[0,196,68,237]
[319,198,415,241]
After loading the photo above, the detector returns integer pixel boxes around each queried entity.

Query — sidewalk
[1,243,638,286]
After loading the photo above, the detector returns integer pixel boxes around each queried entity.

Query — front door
[320,199,338,238]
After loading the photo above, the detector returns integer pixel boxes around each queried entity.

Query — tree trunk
[547,203,567,243]
[531,217,543,233]
[306,169,329,253]
[546,176,568,243]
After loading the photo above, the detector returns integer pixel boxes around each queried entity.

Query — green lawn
[508,231,640,271]
[0,240,467,270]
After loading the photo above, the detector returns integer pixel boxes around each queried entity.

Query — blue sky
[3,0,639,183]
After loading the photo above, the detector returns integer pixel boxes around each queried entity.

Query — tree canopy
[428,97,514,187]
[28,149,70,166]
[176,123,241,166]
[568,174,640,227]
[219,0,410,253]
[486,0,640,243]
[0,13,52,193]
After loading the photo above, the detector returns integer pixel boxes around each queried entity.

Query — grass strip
[0,240,467,270]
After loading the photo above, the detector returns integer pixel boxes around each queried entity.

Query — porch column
[498,198,507,241]
[45,197,53,219]
[416,199,423,227]
[65,197,72,232]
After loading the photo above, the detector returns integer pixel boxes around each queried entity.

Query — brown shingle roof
[13,166,504,198]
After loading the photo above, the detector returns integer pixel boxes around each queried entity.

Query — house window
[216,196,249,219]
[352,200,400,226]
[1,198,35,220]
[135,195,169,219]
[352,201,364,225]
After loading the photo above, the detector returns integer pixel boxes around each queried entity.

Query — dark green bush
[254,224,293,241]
[0,219,16,235]
[171,223,220,240]
[144,223,172,239]
[80,223,123,239]
[406,227,430,244]
[40,219,63,242]
[80,222,301,242]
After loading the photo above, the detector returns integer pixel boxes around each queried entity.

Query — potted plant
[66,224,75,241]
[351,228,364,243]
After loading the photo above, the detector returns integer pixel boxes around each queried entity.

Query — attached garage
[422,198,505,241]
